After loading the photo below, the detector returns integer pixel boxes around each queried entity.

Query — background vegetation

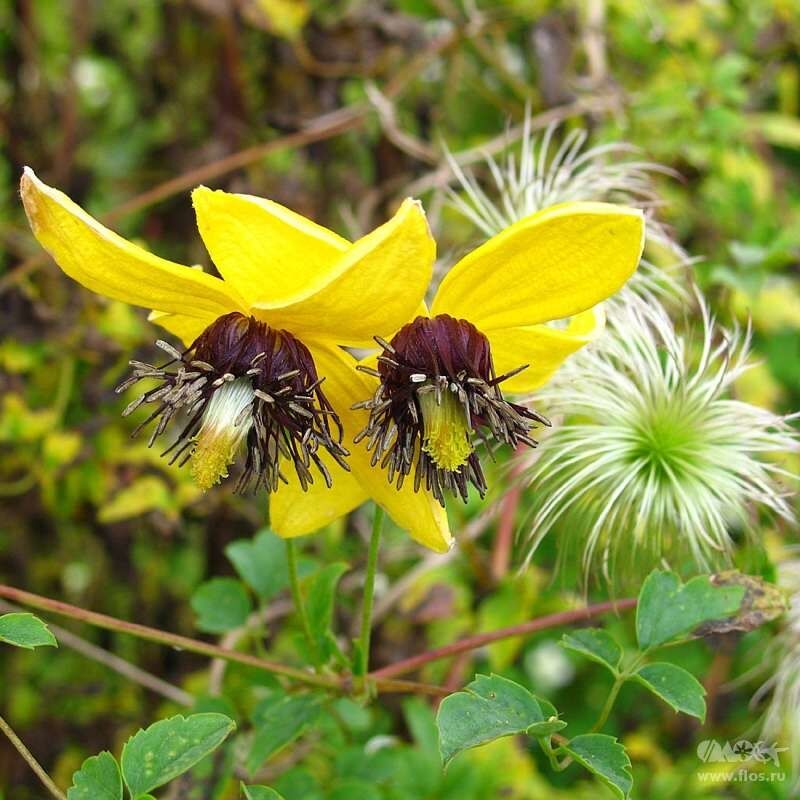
[2,0,800,797]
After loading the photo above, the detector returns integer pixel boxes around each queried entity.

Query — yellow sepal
[270,450,369,539]
[253,198,436,348]
[432,202,644,329]
[192,186,348,306]
[20,168,246,318]
[486,307,605,394]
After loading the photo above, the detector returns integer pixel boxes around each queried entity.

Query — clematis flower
[353,202,646,507]
[19,168,449,548]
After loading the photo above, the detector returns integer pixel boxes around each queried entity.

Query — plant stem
[0,584,443,698]
[0,714,66,800]
[540,735,569,772]
[0,584,338,690]
[591,674,626,733]
[589,651,646,731]
[357,506,385,679]
[370,597,637,679]
[286,539,316,660]
[490,444,526,583]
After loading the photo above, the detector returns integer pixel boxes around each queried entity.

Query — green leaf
[636,570,745,650]
[0,613,57,649]
[97,475,173,523]
[436,673,565,767]
[306,562,348,661]
[191,578,252,634]
[561,629,622,673]
[632,662,706,721]
[121,713,236,797]
[67,752,122,800]
[748,112,800,148]
[247,693,322,773]
[242,784,286,800]
[562,734,633,799]
[225,529,289,600]
[696,571,788,635]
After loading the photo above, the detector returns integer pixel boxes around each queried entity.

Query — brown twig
[404,95,622,198]
[0,584,443,697]
[0,584,337,688]
[365,83,439,164]
[207,599,293,696]
[0,108,364,295]
[0,599,193,707]
[369,598,637,680]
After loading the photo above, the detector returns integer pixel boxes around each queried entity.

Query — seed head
[522,295,799,587]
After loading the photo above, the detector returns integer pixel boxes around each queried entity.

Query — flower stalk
[357,506,385,683]
[286,539,316,662]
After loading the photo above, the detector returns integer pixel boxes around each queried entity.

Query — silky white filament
[522,293,798,586]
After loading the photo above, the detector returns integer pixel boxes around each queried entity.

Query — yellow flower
[19,168,448,548]
[353,202,646,517]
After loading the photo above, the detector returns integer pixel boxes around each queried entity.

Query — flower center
[354,314,548,505]
[190,377,255,489]
[117,312,348,492]
[418,384,474,470]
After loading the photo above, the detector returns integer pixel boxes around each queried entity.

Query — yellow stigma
[190,378,254,490]
[419,388,474,470]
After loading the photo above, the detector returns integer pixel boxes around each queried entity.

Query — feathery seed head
[522,295,799,587]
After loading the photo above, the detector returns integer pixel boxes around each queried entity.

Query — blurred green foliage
[2,0,800,797]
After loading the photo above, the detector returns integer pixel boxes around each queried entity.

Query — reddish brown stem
[0,584,444,696]
[369,598,637,680]
[490,444,527,582]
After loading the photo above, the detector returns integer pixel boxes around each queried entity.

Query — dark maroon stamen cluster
[116,312,348,492]
[354,314,549,505]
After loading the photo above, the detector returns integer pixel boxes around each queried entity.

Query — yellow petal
[20,168,246,317]
[431,202,644,329]
[253,199,436,348]
[270,451,368,539]
[487,306,605,394]
[309,341,452,552]
[147,310,214,346]
[192,187,349,306]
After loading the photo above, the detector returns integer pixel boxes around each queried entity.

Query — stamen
[117,312,348,494]
[418,390,474,470]
[354,314,549,505]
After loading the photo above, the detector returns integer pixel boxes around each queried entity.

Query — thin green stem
[540,735,569,772]
[286,539,316,660]
[357,506,385,679]
[0,714,66,800]
[591,673,626,733]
